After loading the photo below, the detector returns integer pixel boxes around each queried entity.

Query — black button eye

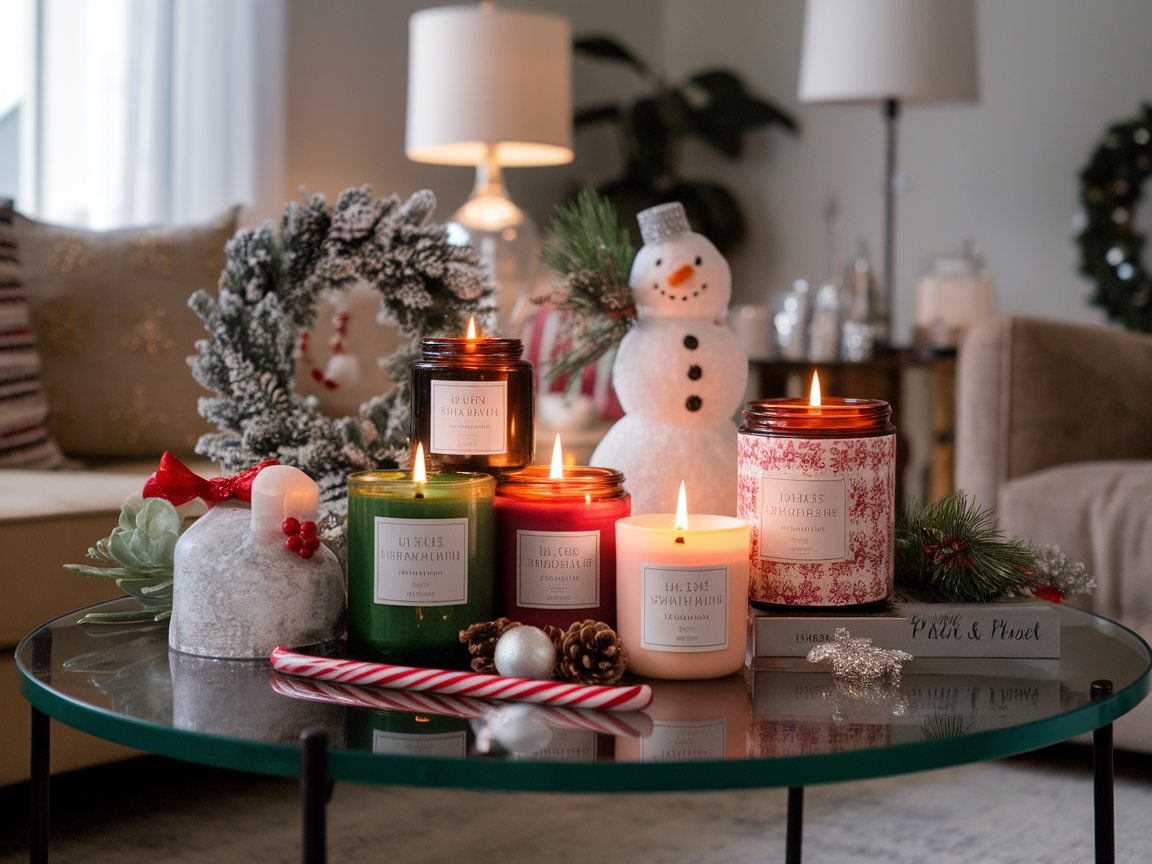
[695,256,702,266]
[656,258,661,266]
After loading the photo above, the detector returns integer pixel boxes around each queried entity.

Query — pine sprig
[895,491,1036,603]
[538,189,636,383]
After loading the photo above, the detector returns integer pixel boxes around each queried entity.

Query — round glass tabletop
[17,598,1150,793]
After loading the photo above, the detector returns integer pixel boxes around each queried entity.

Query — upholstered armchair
[955,316,1152,752]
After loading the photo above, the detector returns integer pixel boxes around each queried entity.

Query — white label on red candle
[758,477,848,562]
[429,379,508,455]
[372,729,467,758]
[374,516,468,606]
[639,719,726,762]
[641,563,729,652]
[516,529,600,609]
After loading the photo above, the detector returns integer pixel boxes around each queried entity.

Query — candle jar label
[374,516,469,606]
[640,719,726,762]
[511,728,597,762]
[640,563,729,652]
[372,729,467,759]
[430,379,508,455]
[758,477,848,562]
[516,529,600,609]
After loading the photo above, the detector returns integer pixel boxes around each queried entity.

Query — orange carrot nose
[668,265,694,286]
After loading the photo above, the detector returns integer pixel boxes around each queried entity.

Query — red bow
[143,452,280,508]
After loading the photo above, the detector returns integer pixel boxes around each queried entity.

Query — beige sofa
[955,316,1152,752]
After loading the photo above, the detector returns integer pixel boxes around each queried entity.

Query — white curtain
[36,0,283,229]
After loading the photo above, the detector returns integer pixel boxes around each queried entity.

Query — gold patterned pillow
[16,209,237,458]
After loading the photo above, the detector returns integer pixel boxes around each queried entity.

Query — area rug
[1,746,1149,863]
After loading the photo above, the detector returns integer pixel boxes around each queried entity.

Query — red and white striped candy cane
[270,646,653,712]
[269,674,654,738]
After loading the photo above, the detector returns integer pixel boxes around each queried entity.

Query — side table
[18,598,1151,864]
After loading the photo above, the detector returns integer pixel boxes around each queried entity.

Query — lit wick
[809,371,822,411]
[674,480,688,543]
[466,317,477,339]
[413,441,427,499]
[549,433,564,480]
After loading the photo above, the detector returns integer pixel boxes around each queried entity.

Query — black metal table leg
[30,706,50,864]
[785,786,804,864]
[301,727,329,864]
[1091,680,1114,864]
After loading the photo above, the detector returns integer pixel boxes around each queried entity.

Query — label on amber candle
[641,563,728,652]
[639,719,726,762]
[372,729,467,758]
[511,728,597,762]
[374,516,468,606]
[429,379,507,455]
[758,477,848,562]
[516,529,600,609]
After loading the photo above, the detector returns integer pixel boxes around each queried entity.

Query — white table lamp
[407,3,573,333]
[798,0,978,343]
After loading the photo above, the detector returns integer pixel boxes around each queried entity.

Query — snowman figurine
[590,202,748,515]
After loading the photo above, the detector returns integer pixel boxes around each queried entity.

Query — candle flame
[466,317,477,339]
[413,442,427,483]
[675,481,688,531]
[809,372,822,407]
[549,433,564,479]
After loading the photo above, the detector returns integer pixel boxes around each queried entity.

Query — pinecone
[556,619,627,686]
[459,618,521,673]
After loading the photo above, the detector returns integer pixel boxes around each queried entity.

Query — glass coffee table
[18,598,1151,864]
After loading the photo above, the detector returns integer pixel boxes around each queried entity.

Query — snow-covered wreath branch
[188,186,494,507]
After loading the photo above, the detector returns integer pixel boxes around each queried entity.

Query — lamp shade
[798,0,978,104]
[406,4,573,167]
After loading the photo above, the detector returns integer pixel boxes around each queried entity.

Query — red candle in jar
[738,374,896,607]
[495,436,630,629]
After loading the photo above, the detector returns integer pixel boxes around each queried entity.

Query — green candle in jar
[347,446,496,667]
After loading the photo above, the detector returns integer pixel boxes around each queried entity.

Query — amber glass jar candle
[410,332,534,473]
[495,456,630,630]
[738,387,895,608]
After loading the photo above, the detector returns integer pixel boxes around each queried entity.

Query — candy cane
[270,646,653,712]
[269,674,654,738]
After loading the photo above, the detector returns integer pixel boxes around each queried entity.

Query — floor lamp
[407,4,573,335]
[798,0,978,344]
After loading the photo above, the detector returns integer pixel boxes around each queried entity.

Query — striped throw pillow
[0,200,69,468]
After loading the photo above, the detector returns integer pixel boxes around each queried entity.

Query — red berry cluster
[282,517,320,559]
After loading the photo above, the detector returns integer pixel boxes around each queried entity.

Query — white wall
[663,0,1152,341]
[283,0,1152,344]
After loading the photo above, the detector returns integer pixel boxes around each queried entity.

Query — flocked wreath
[1076,103,1152,332]
[188,186,494,510]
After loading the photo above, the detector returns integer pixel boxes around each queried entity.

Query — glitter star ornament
[807,628,912,683]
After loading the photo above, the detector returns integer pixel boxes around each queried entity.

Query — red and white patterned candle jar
[737,394,895,607]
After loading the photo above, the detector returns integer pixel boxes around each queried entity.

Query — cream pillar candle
[616,484,749,679]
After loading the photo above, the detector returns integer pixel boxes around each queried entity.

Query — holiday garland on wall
[1075,103,1152,332]
[189,187,493,508]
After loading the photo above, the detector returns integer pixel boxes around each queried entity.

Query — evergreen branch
[539,189,636,385]
[894,490,1036,603]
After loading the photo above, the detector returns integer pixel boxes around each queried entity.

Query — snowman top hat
[637,202,692,245]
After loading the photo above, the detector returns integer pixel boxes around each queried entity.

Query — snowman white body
[590,204,748,516]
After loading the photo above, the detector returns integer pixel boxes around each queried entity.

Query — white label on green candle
[516,529,600,609]
[429,379,508,455]
[374,516,468,606]
[372,730,467,758]
[640,719,726,762]
[758,476,848,562]
[641,563,729,652]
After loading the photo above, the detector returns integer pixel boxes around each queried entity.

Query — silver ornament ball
[493,626,557,679]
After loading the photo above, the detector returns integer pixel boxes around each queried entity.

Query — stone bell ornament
[169,464,346,659]
[590,202,748,516]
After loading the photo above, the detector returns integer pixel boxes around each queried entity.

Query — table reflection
[616,674,749,762]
